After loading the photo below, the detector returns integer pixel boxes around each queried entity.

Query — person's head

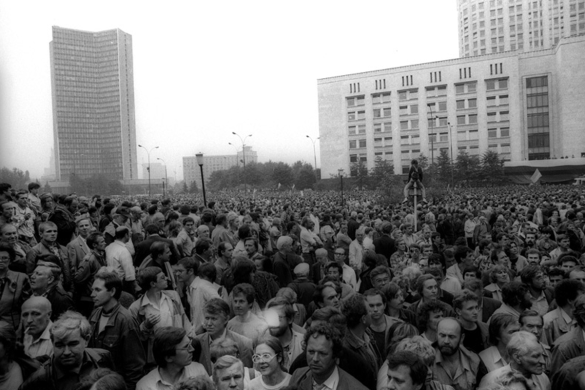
[198,263,217,283]
[416,300,448,333]
[436,318,463,357]
[488,313,520,347]
[548,268,566,288]
[0,223,17,246]
[212,355,245,390]
[507,331,545,376]
[388,322,420,354]
[114,226,130,242]
[153,326,194,368]
[415,274,438,300]
[558,234,571,249]
[91,269,122,307]
[520,265,546,292]
[502,281,533,311]
[253,336,286,376]
[39,221,58,243]
[86,232,106,253]
[175,257,199,284]
[0,242,13,272]
[370,266,392,290]
[489,265,510,285]
[364,289,386,322]
[276,236,293,253]
[382,282,405,311]
[217,242,234,261]
[559,255,579,273]
[232,283,255,316]
[491,246,511,268]
[232,259,256,285]
[341,294,370,330]
[30,264,60,292]
[174,376,215,390]
[21,296,52,338]
[51,311,92,370]
[355,227,365,243]
[244,238,258,256]
[151,241,171,263]
[525,249,541,266]
[325,261,343,281]
[303,323,343,380]
[203,298,230,337]
[313,283,340,309]
[555,279,585,310]
[454,246,474,268]
[462,266,481,282]
[519,310,544,339]
[137,266,167,292]
[569,266,585,284]
[266,297,295,338]
[453,289,480,325]
[386,350,427,390]
[195,238,213,257]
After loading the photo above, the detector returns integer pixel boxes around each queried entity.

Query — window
[469,114,478,124]
[487,96,496,106]
[457,115,466,125]
[400,121,409,130]
[457,100,466,109]
[372,92,391,104]
[488,112,497,122]
[358,124,366,134]
[500,95,509,105]
[488,129,497,138]
[411,119,419,129]
[348,125,357,135]
[500,127,510,137]
[456,84,465,94]
[499,79,508,89]
[348,112,356,121]
[384,122,393,132]
[383,107,391,117]
[410,105,418,114]
[374,123,382,133]
[468,98,477,108]
[349,140,357,149]
[500,111,509,121]
[374,138,382,147]
[374,109,382,118]
[401,136,409,145]
[439,117,448,127]
[438,101,447,111]
[486,80,496,90]
[458,131,467,141]
[400,106,408,115]
[437,86,447,96]
[469,130,479,140]
[468,83,476,93]
[359,139,367,148]
[399,91,407,101]
[346,96,364,107]
[357,111,365,120]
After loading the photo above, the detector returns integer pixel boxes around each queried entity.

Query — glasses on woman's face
[252,353,276,363]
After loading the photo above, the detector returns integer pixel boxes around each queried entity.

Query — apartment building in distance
[50,26,137,181]
[458,0,585,57]
[317,34,585,178]
[183,146,258,189]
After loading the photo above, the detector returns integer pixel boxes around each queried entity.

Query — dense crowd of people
[0,180,584,390]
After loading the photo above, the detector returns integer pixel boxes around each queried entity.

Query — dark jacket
[373,235,396,260]
[133,234,179,267]
[551,355,585,390]
[550,326,585,373]
[25,241,72,292]
[481,296,502,321]
[195,329,253,375]
[287,278,316,308]
[272,251,298,287]
[88,303,146,390]
[49,206,77,247]
[20,348,113,390]
[45,284,73,321]
[0,270,31,329]
[290,366,369,390]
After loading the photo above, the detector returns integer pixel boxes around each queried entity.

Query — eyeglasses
[252,353,276,363]
[176,343,194,352]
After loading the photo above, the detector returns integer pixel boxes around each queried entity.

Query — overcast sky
[0,0,459,182]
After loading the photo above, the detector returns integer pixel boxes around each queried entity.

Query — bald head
[22,296,52,338]
[438,318,461,335]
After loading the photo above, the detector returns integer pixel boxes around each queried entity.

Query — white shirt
[313,366,339,390]
[23,321,53,359]
[105,240,135,281]
[248,373,291,390]
[136,362,207,390]
[341,264,357,291]
[188,277,220,330]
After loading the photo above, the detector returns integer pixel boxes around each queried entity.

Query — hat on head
[113,206,130,218]
[75,213,91,224]
[130,206,142,213]
[293,263,309,275]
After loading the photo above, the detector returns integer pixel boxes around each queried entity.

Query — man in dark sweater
[403,159,427,204]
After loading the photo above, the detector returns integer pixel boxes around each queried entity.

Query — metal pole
[232,132,252,191]
[427,104,434,166]
[199,164,207,207]
[306,135,320,170]
[448,122,454,188]
[139,144,159,197]
[339,169,344,207]
[157,158,169,197]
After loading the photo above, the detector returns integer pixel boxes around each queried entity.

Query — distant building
[50,26,137,181]
[41,148,57,183]
[457,0,585,57]
[317,35,585,178]
[183,146,258,189]
[141,162,166,180]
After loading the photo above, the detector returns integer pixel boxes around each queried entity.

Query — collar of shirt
[344,328,369,349]
[560,306,575,325]
[24,320,53,348]
[435,347,474,375]
[53,349,92,379]
[140,291,172,309]
[313,365,339,390]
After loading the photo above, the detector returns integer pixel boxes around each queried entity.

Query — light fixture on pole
[232,132,253,190]
[338,169,344,207]
[138,144,159,197]
[195,153,207,207]
[427,103,435,166]
[306,135,320,170]
[157,158,168,197]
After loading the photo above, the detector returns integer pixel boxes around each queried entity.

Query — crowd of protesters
[0,180,584,390]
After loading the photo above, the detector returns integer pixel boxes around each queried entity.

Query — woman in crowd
[249,336,291,390]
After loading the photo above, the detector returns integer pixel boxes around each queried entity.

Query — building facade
[183,146,258,189]
[50,26,137,181]
[458,0,585,57]
[317,35,585,178]
[141,162,166,181]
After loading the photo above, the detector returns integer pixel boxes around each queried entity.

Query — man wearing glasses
[137,326,206,390]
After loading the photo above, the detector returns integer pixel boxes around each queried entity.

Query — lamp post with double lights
[228,143,240,166]
[306,135,320,170]
[232,132,252,190]
[157,158,169,198]
[195,153,207,207]
[138,144,159,197]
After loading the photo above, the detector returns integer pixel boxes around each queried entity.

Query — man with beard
[520,265,553,317]
[194,298,253,375]
[479,331,548,390]
[488,281,533,324]
[432,318,486,390]
[21,310,113,390]
[136,327,206,390]
[264,296,304,371]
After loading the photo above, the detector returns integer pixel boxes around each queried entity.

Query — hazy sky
[0,0,459,182]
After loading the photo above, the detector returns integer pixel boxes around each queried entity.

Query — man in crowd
[452,289,489,354]
[265,296,304,371]
[21,310,114,390]
[22,296,54,361]
[520,265,553,317]
[66,216,92,286]
[543,279,584,345]
[188,263,220,332]
[30,263,72,321]
[273,235,301,286]
[489,281,533,322]
[550,294,585,373]
[227,283,267,343]
[105,226,137,295]
[14,190,36,246]
[386,351,428,390]
[212,355,245,390]
[349,227,365,273]
[88,269,146,389]
[288,262,316,308]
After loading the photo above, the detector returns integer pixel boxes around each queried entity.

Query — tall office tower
[457,0,585,57]
[50,26,137,181]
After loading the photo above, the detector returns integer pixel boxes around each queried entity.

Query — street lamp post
[138,144,159,197]
[157,158,169,197]
[232,132,252,190]
[196,153,207,207]
[447,122,454,188]
[427,103,435,166]
[228,143,240,166]
[306,135,320,170]
[338,169,344,208]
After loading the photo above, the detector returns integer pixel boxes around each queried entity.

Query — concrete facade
[457,0,585,57]
[50,26,137,181]
[317,35,585,179]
